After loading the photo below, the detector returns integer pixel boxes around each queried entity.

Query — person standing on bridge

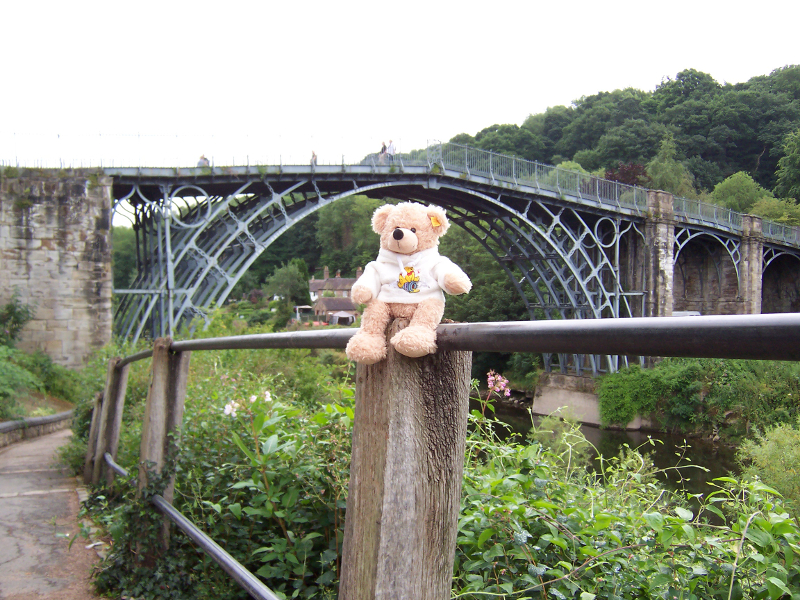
[197,155,210,167]
[311,150,317,166]
[387,140,396,163]
[379,141,387,164]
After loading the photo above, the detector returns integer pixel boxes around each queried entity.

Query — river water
[479,400,740,499]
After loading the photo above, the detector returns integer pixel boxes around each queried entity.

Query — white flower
[264,391,272,402]
[223,401,238,417]
[249,395,257,403]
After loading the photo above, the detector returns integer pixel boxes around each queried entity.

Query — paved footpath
[0,429,99,600]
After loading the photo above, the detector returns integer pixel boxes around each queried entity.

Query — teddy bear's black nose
[393,229,404,240]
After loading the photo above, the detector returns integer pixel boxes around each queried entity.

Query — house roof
[314,297,357,312]
[309,277,357,294]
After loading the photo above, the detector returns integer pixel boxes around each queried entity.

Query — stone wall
[0,169,113,369]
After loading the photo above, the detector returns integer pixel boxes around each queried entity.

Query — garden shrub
[738,418,800,521]
[598,358,800,435]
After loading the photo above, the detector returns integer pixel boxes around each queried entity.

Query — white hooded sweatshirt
[353,247,466,304]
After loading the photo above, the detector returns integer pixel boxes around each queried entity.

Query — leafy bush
[738,418,800,521]
[0,346,42,419]
[456,400,800,599]
[92,376,352,600]
[597,358,800,435]
[0,289,35,347]
[74,323,800,599]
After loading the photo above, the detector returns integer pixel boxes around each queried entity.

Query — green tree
[315,195,383,276]
[555,88,650,161]
[595,118,665,167]
[262,260,312,306]
[711,171,773,212]
[647,68,722,114]
[522,105,574,164]
[646,134,697,197]
[750,196,800,225]
[775,128,800,200]
[470,124,546,162]
[111,226,138,290]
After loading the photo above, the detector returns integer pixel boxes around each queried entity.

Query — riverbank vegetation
[597,358,800,439]
[57,324,800,599]
[0,290,82,420]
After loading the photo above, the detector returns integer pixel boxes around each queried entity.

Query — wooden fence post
[83,391,104,484]
[339,320,472,600]
[90,357,131,486]
[138,337,192,548]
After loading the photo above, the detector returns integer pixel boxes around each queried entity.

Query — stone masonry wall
[0,169,112,369]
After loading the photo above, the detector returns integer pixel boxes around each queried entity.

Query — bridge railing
[762,219,800,245]
[420,141,800,246]
[81,314,800,600]
[673,196,743,231]
[431,142,650,213]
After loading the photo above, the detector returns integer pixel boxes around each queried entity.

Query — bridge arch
[113,175,643,374]
[763,247,800,313]
[673,229,741,314]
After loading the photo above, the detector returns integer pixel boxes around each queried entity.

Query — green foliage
[111,226,138,290]
[598,358,800,436]
[646,134,698,198]
[775,128,800,200]
[0,288,36,347]
[712,171,774,212]
[456,400,800,599]
[314,195,383,276]
[0,346,43,419]
[0,343,85,421]
[87,341,353,600]
[460,65,800,191]
[70,333,800,599]
[738,419,800,521]
[262,259,312,306]
[750,196,800,225]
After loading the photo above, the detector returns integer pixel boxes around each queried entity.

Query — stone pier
[0,169,113,369]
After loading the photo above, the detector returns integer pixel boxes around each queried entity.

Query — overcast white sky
[2,0,798,168]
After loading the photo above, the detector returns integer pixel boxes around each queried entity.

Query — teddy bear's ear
[372,205,394,234]
[427,205,450,236]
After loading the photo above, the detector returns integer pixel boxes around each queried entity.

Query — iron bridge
[106,142,800,374]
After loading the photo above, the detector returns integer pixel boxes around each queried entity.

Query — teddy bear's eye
[411,228,416,233]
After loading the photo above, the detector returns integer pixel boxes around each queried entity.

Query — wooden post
[138,337,192,548]
[339,320,472,600]
[91,357,131,486]
[83,392,104,484]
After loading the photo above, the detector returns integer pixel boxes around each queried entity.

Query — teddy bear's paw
[345,333,387,364]
[351,285,373,305]
[443,272,472,295]
[390,326,437,358]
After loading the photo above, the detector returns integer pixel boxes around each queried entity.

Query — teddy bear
[345,202,472,364]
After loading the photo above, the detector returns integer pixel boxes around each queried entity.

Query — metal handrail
[102,313,800,597]
[103,453,281,600]
[114,314,800,366]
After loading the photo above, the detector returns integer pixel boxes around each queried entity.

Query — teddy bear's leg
[389,298,445,358]
[345,300,392,364]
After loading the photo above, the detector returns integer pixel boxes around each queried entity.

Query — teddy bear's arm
[351,262,381,304]
[435,258,472,296]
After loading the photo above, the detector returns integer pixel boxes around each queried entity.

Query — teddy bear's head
[371,202,450,255]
